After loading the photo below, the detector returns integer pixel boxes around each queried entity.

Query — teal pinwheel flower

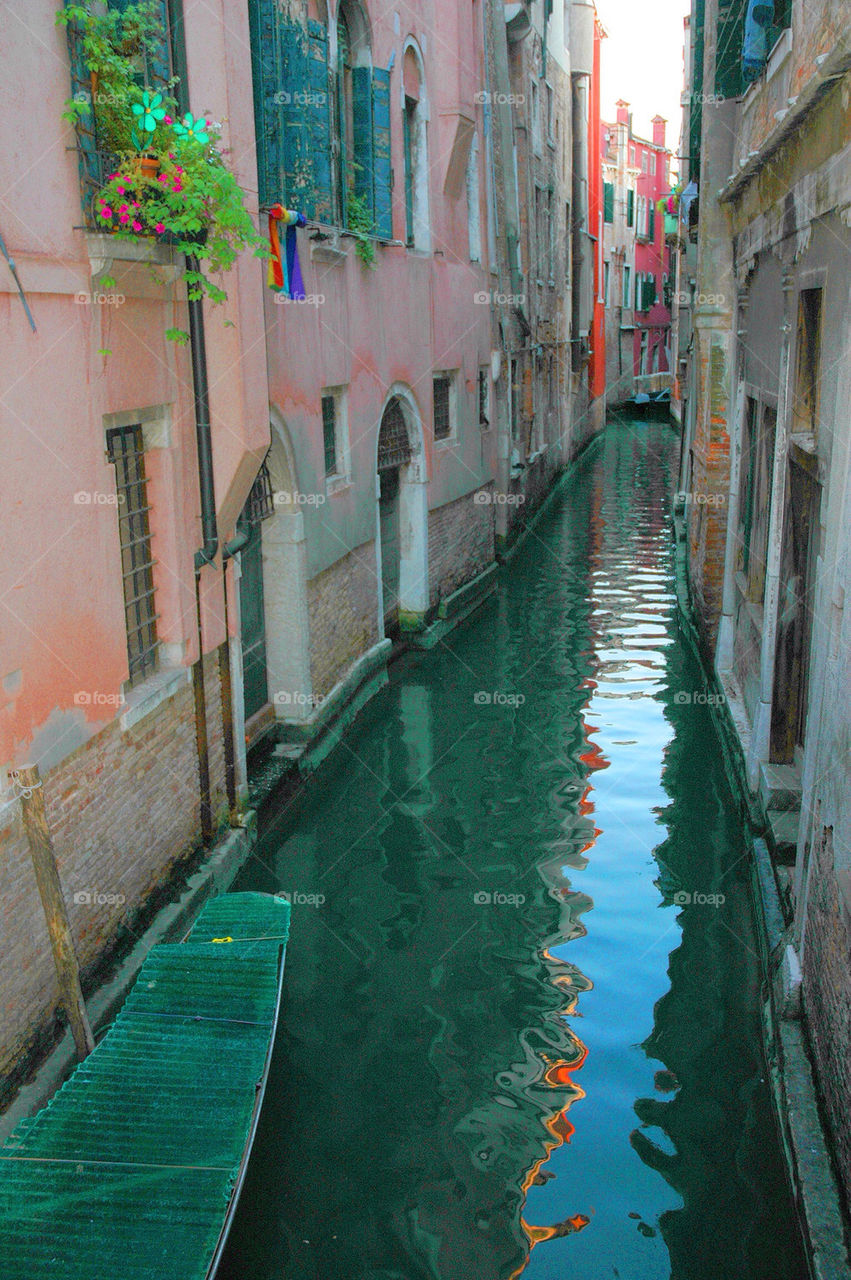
[173,112,210,145]
[131,90,166,134]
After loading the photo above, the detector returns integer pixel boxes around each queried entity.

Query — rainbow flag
[267,205,306,299]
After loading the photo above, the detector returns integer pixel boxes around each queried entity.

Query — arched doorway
[376,388,428,633]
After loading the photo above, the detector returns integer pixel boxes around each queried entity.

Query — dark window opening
[478,369,489,427]
[433,374,452,441]
[106,424,158,688]
[792,288,823,437]
[322,394,338,476]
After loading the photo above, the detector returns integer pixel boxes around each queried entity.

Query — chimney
[616,99,630,126]
[652,115,667,147]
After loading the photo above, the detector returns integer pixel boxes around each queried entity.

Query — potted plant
[57,2,265,343]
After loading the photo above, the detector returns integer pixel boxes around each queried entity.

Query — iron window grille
[433,374,452,441]
[478,370,490,427]
[377,397,412,471]
[322,395,338,476]
[243,458,275,525]
[106,425,159,688]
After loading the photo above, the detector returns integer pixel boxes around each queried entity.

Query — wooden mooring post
[11,764,94,1061]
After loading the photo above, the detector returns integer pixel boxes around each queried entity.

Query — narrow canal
[221,420,806,1280]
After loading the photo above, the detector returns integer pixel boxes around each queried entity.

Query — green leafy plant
[345,192,376,267]
[57,2,265,341]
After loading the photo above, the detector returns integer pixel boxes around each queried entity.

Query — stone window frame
[320,384,351,493]
[432,370,458,446]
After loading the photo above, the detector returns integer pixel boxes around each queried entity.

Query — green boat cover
[0,891,290,1278]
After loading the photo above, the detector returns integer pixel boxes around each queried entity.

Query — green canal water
[221,421,806,1280]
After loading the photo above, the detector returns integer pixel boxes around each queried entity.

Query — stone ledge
[778,1020,851,1280]
[119,666,190,732]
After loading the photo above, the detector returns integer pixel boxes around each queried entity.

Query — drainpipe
[187,255,217,847]
[220,528,251,822]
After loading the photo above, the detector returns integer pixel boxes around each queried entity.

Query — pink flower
[132,201,141,208]
[132,220,143,232]
[155,222,166,234]
[99,205,112,219]
[172,182,182,193]
[164,114,172,124]
[158,173,168,184]
[119,213,130,224]
[116,185,126,194]
[118,203,128,215]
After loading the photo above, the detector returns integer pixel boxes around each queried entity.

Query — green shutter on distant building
[627,188,634,227]
[648,205,656,242]
[603,181,614,223]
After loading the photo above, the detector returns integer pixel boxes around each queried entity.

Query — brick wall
[0,651,226,1095]
[427,490,496,609]
[687,330,732,655]
[802,826,851,1207]
[307,540,380,699]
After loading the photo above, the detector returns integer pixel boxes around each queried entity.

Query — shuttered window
[248,2,390,234]
[626,189,634,227]
[106,425,158,688]
[603,181,614,224]
[248,3,332,219]
[648,205,656,242]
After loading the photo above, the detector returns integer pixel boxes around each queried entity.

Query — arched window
[401,43,429,250]
[334,0,371,227]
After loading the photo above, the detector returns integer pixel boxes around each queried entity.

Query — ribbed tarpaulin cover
[0,892,290,1278]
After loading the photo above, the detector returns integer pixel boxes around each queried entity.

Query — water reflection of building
[632,621,807,1275]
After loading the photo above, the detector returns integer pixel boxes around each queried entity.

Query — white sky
[595,0,691,174]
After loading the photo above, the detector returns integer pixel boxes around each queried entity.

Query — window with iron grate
[244,458,275,524]
[322,395,337,476]
[478,369,490,428]
[433,374,453,441]
[106,425,158,688]
[377,396,412,471]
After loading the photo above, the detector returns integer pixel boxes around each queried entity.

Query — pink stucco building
[0,0,598,1091]
[601,102,673,404]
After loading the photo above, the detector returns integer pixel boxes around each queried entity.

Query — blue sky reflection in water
[221,421,806,1280]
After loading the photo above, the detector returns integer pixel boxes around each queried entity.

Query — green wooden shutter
[648,204,656,242]
[403,102,414,245]
[627,188,634,227]
[603,181,614,223]
[147,0,172,88]
[280,18,311,215]
[372,68,392,239]
[306,20,332,222]
[351,65,374,225]
[167,0,190,111]
[248,0,283,207]
[64,5,100,222]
